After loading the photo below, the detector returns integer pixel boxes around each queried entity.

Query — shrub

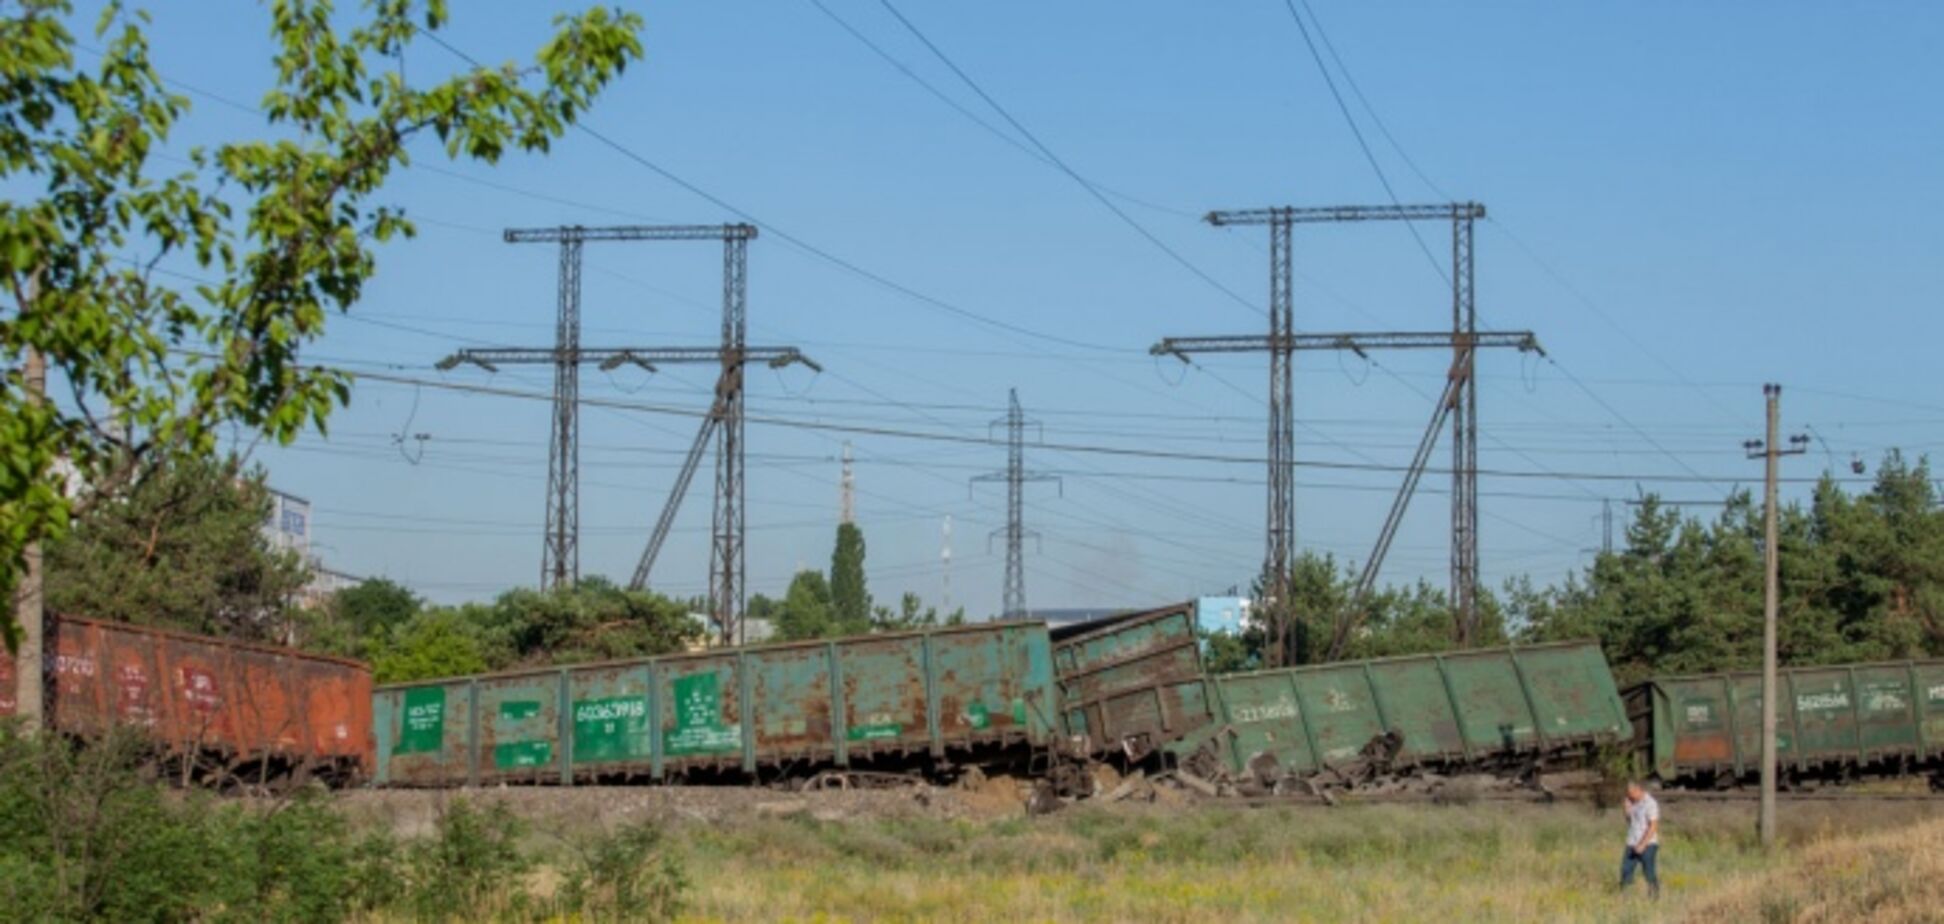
[554,821,688,922]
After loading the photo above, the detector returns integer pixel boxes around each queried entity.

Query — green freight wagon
[1626,658,1944,788]
[372,620,1059,786]
[1171,640,1631,778]
[1052,602,1217,761]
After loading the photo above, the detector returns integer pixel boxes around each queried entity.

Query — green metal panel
[1727,674,1783,766]
[1852,665,1918,755]
[1441,651,1540,753]
[1659,676,1736,770]
[1513,645,1632,743]
[1289,665,1385,764]
[1917,662,1944,755]
[658,655,743,766]
[567,663,655,772]
[1365,658,1467,762]
[1210,671,1318,775]
[374,678,474,786]
[835,635,927,753]
[1051,604,1214,753]
[1649,659,1944,777]
[472,670,561,783]
[742,644,834,763]
[828,641,848,766]
[1788,668,1860,761]
[375,620,1061,785]
[930,621,1049,742]
[1171,640,1630,777]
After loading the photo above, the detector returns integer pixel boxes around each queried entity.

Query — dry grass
[654,798,1944,923]
[1681,813,1944,924]
[332,790,1944,922]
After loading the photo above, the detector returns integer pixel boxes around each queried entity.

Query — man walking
[1620,781,1661,899]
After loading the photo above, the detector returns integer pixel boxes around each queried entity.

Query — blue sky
[99,2,1944,616]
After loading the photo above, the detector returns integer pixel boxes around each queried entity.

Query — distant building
[264,488,312,558]
[262,487,363,608]
[1195,596,1250,636]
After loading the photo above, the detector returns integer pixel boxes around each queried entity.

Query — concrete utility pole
[15,339,45,733]
[1745,383,1805,848]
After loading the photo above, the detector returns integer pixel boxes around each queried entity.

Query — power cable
[873,0,1264,318]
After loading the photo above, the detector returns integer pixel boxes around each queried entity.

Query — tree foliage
[364,578,700,684]
[829,522,870,630]
[44,453,307,640]
[772,569,839,641]
[0,0,643,645]
[1521,453,1944,684]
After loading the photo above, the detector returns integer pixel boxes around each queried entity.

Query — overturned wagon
[1626,658,1944,789]
[1168,640,1632,790]
[371,620,1060,786]
[1052,603,1216,761]
[0,616,373,787]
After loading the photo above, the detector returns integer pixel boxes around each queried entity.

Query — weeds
[553,821,687,922]
[0,726,687,922]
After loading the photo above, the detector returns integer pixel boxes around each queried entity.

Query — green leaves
[0,1,644,642]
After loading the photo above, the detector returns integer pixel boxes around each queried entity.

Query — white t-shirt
[1625,793,1660,848]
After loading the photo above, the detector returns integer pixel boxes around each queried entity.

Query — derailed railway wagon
[371,620,1060,786]
[0,615,373,786]
[1626,658,1944,790]
[1166,640,1633,788]
[1051,603,1216,762]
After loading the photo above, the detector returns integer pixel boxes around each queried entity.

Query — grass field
[335,787,1944,922]
[653,797,1944,923]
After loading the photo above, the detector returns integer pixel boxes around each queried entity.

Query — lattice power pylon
[1155,203,1525,657]
[470,225,799,630]
[971,389,1058,620]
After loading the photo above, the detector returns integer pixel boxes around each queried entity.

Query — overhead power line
[873,0,1263,318]
[333,362,1865,487]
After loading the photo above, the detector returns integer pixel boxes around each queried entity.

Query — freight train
[1625,659,1944,791]
[7,607,1942,797]
[0,616,372,788]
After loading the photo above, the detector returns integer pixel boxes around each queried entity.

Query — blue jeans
[1620,844,1660,896]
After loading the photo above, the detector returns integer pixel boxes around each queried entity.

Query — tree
[0,0,644,645]
[482,577,699,667]
[44,453,308,639]
[871,591,948,632]
[299,576,423,658]
[332,578,422,638]
[371,609,488,684]
[829,523,870,633]
[773,570,835,641]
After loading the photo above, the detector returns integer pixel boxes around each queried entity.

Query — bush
[0,727,689,922]
[403,798,533,920]
[554,821,688,922]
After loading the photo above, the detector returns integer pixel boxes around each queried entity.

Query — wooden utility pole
[15,338,46,734]
[1745,383,1804,848]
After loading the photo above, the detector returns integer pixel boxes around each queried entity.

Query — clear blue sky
[103,2,1944,616]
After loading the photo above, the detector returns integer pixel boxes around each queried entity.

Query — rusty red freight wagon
[0,616,374,786]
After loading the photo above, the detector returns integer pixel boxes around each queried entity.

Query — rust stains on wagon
[370,619,1061,787]
[0,615,373,787]
[1051,602,1216,761]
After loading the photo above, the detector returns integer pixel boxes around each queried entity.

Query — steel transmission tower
[840,442,855,525]
[1154,203,1522,658]
[459,225,814,621]
[972,389,1058,620]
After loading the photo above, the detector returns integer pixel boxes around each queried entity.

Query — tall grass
[1683,814,1944,923]
[668,800,1943,923]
